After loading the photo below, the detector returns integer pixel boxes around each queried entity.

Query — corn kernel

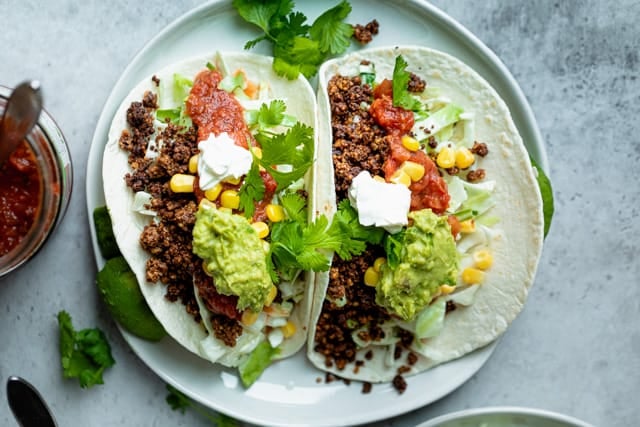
[241,310,259,326]
[266,204,285,222]
[281,321,296,338]
[204,183,222,202]
[455,147,475,169]
[436,146,456,169]
[188,155,199,173]
[364,266,380,287]
[401,135,420,151]
[251,146,263,159]
[372,175,386,183]
[169,174,195,193]
[264,285,278,306]
[220,190,240,209]
[461,267,485,285]
[251,221,269,239]
[459,219,476,234]
[473,249,493,270]
[439,284,457,295]
[373,257,386,272]
[400,160,425,182]
[390,169,411,187]
[223,176,242,185]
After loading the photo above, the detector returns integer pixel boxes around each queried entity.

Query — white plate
[86,1,546,426]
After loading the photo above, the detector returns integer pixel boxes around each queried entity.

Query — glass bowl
[416,406,595,427]
[0,84,73,277]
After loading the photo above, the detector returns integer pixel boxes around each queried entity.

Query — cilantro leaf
[257,122,314,190]
[57,311,115,389]
[392,55,422,111]
[238,161,265,218]
[383,229,406,269]
[166,384,239,426]
[233,0,356,79]
[280,192,307,223]
[309,1,354,55]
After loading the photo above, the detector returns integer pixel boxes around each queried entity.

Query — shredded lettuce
[415,103,463,137]
[238,341,279,387]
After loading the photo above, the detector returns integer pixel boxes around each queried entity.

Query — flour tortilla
[308,46,544,382]
[103,52,317,367]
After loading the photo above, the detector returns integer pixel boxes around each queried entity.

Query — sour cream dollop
[348,171,411,234]
[197,132,253,190]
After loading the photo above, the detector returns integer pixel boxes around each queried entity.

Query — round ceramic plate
[86,1,547,426]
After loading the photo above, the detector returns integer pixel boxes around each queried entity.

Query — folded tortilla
[103,52,317,367]
[308,46,544,382]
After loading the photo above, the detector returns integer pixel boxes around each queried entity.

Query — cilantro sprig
[232,0,354,79]
[57,310,115,388]
[392,55,422,111]
[166,384,238,426]
[268,199,383,281]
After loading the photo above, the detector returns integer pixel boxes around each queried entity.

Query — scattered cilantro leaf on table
[57,310,115,388]
[232,0,355,79]
[166,384,239,426]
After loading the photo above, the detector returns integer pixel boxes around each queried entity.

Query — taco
[102,52,318,383]
[308,46,544,386]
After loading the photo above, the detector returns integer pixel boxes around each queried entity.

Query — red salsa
[370,80,451,215]
[0,140,42,256]
[186,69,276,222]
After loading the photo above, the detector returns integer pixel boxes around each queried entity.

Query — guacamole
[192,203,272,313]
[376,209,459,321]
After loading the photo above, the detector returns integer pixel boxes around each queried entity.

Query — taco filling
[309,47,543,392]
[104,52,318,385]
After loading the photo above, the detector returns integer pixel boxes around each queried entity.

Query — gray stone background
[0,1,637,426]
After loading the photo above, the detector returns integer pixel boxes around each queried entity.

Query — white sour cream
[348,171,411,234]
[197,132,253,190]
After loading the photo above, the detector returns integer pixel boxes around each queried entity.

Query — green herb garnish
[233,0,354,79]
[57,310,115,388]
[166,384,238,426]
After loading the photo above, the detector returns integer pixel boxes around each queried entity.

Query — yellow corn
[461,267,485,285]
[281,321,296,338]
[251,221,269,238]
[373,257,386,272]
[401,135,420,152]
[400,160,425,182]
[363,266,380,287]
[266,204,285,222]
[241,310,259,326]
[204,183,222,202]
[188,155,199,173]
[439,284,457,295]
[264,285,278,306]
[455,147,475,169]
[459,219,476,234]
[372,175,386,183]
[250,146,263,159]
[473,249,493,270]
[220,190,240,209]
[223,176,242,185]
[390,169,411,187]
[169,174,195,193]
[436,146,455,169]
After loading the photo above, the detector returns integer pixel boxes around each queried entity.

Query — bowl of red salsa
[0,85,72,277]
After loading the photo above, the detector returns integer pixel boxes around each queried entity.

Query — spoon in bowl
[0,80,43,167]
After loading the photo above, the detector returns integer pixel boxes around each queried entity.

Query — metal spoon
[0,80,43,167]
[6,376,57,427]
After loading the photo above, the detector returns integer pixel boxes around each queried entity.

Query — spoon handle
[6,376,58,427]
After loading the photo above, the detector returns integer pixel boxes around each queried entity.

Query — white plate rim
[85,1,546,425]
